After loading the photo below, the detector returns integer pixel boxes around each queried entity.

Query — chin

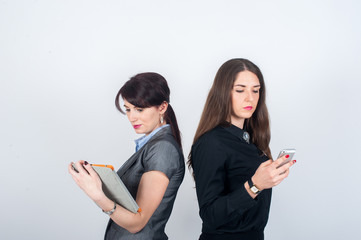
[134,129,143,134]
[239,113,253,119]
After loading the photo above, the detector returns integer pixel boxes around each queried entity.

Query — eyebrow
[234,84,261,87]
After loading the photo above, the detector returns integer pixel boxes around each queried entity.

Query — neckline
[222,123,250,143]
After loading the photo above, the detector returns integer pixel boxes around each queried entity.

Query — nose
[245,90,254,102]
[127,110,138,122]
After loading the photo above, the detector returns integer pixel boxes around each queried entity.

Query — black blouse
[191,124,272,240]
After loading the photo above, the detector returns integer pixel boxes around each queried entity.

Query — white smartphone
[276,148,296,168]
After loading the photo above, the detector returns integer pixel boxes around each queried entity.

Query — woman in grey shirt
[69,72,185,240]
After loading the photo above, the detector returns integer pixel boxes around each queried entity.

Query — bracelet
[102,201,116,216]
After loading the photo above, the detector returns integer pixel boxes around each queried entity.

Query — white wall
[1,0,360,239]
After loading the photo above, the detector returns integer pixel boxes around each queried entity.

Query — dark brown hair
[188,58,271,171]
[115,72,182,149]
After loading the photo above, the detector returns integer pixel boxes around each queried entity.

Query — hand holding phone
[276,148,296,169]
[250,148,296,191]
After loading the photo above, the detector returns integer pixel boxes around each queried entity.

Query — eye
[124,108,130,112]
[253,90,259,93]
[235,90,244,93]
[136,108,143,112]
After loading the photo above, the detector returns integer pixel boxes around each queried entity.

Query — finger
[273,169,289,184]
[277,159,296,174]
[68,163,82,182]
[74,161,89,175]
[274,179,283,186]
[69,169,80,181]
[70,174,80,184]
[83,162,98,177]
[68,162,73,172]
[78,160,86,165]
[280,168,290,178]
[260,159,273,167]
[274,154,290,166]
[68,162,78,175]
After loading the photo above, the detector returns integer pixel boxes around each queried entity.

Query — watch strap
[248,179,261,194]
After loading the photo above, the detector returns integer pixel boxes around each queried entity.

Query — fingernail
[293,160,297,163]
[285,155,289,159]
[84,161,88,165]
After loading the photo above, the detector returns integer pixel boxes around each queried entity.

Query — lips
[244,106,253,110]
[133,124,141,129]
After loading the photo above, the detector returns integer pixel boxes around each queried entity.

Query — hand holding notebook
[72,163,141,213]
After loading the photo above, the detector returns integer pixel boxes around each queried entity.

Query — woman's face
[230,70,260,129]
[123,99,166,135]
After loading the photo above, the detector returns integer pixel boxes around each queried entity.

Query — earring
[160,115,164,124]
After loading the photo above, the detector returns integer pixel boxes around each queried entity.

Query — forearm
[94,193,145,234]
[69,162,155,233]
[199,186,256,229]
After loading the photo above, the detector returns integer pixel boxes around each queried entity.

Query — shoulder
[148,139,180,157]
[141,128,185,178]
[191,126,231,163]
[193,126,232,149]
[143,127,184,163]
[148,128,181,154]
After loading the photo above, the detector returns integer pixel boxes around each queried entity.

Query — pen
[91,164,114,170]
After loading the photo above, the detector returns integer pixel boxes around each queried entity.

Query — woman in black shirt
[188,59,296,240]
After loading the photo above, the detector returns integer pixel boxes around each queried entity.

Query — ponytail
[165,104,182,149]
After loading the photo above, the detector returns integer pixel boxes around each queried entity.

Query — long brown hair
[188,58,271,171]
[115,72,182,149]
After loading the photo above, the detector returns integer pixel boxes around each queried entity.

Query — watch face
[251,186,259,193]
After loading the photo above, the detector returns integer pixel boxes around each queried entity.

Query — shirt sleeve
[192,134,257,229]
[142,140,180,180]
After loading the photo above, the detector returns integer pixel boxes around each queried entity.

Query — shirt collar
[222,123,250,144]
[135,124,170,152]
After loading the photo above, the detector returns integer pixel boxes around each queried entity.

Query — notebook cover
[72,164,140,213]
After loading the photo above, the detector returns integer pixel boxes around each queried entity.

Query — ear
[158,101,168,114]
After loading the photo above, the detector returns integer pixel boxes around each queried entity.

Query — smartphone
[276,148,296,168]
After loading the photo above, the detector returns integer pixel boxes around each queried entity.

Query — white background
[1,0,361,239]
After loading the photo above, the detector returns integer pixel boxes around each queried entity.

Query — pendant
[243,131,250,144]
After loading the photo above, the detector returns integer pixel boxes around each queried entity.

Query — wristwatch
[248,179,261,194]
[102,201,116,216]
